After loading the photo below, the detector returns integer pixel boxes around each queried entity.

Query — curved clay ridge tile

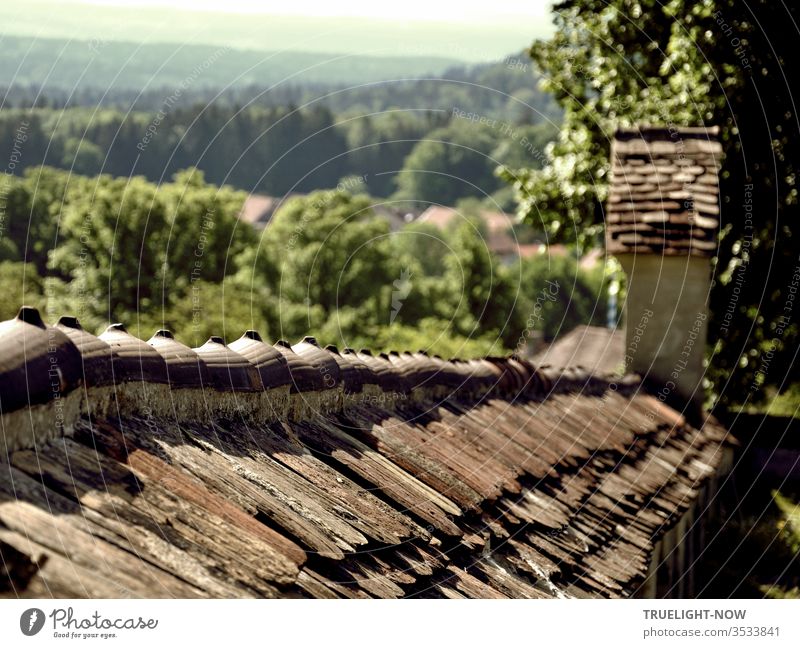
[0,305,604,406]
[410,351,441,385]
[467,358,500,393]
[291,337,340,390]
[434,356,462,389]
[557,365,613,396]
[341,347,379,391]
[400,351,434,390]
[147,330,210,388]
[54,315,117,387]
[407,351,444,393]
[535,363,619,396]
[99,323,169,384]
[324,345,361,393]
[452,359,490,396]
[387,351,416,392]
[514,358,551,396]
[448,359,473,391]
[484,357,517,395]
[274,340,325,392]
[356,350,399,392]
[0,306,82,413]
[228,330,292,389]
[506,357,534,396]
[192,337,263,392]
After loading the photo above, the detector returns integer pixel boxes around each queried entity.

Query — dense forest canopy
[0,54,559,202]
[0,36,462,91]
[0,33,588,356]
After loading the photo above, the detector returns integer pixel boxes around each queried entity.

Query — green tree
[391,221,451,277]
[0,168,71,273]
[515,253,609,342]
[444,218,524,350]
[394,121,502,205]
[0,261,45,320]
[61,136,104,176]
[501,0,799,407]
[47,173,167,320]
[45,167,254,328]
[261,190,394,336]
[160,168,254,289]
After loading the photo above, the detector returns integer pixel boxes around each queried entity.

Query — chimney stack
[606,126,722,407]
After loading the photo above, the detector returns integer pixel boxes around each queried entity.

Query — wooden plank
[124,420,370,559]
[440,565,507,599]
[292,418,463,537]
[10,434,302,595]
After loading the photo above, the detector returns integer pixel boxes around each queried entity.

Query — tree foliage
[0,87,557,202]
[501,0,799,406]
[396,119,556,206]
[0,165,609,357]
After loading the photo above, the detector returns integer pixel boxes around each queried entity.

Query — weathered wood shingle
[607,126,723,257]
[0,307,732,598]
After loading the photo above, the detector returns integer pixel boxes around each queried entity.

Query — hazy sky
[73,0,554,23]
[3,0,555,60]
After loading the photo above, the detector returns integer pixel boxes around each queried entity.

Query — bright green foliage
[394,121,501,205]
[261,191,394,321]
[328,318,502,359]
[161,169,254,288]
[390,222,450,277]
[501,0,799,406]
[0,261,46,320]
[444,218,525,348]
[154,278,271,349]
[49,174,168,318]
[44,168,252,327]
[0,167,69,273]
[395,118,557,206]
[514,252,610,343]
[0,165,610,355]
[0,166,256,333]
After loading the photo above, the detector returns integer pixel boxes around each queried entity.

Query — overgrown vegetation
[697,487,800,598]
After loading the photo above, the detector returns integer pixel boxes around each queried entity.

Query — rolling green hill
[0,35,461,92]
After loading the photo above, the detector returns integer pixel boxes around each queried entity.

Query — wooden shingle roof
[606,126,723,257]
[533,325,625,375]
[0,307,731,598]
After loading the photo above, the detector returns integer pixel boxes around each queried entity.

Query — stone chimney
[606,126,722,407]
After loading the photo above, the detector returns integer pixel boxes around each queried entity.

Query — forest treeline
[1,52,558,201]
[2,35,559,118]
[0,103,556,203]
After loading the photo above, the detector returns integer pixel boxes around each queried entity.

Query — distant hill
[0,39,560,127]
[0,35,461,92]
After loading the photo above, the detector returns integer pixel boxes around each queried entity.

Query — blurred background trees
[0,165,609,355]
